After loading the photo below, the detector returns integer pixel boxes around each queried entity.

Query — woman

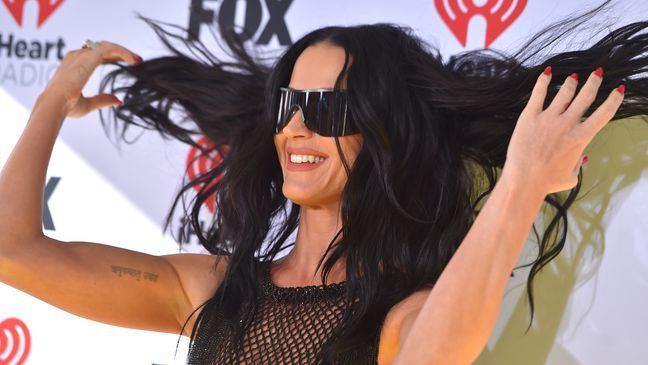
[1,0,647,363]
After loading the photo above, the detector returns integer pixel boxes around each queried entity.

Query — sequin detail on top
[186,261,379,364]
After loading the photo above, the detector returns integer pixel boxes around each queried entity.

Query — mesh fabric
[187,261,379,364]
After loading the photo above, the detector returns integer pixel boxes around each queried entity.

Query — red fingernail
[135,55,143,64]
[569,73,579,81]
[582,155,589,165]
[616,83,625,95]
[594,67,603,78]
[116,100,124,106]
[543,66,552,75]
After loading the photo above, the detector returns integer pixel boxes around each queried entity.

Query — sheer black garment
[186,261,380,364]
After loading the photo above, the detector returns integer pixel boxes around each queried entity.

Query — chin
[282,188,314,206]
[282,186,339,208]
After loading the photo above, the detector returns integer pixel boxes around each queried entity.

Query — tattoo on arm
[110,265,159,282]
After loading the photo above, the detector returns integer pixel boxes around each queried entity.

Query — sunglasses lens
[276,88,355,136]
[303,91,333,136]
[276,89,298,132]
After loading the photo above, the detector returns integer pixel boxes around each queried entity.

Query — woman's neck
[271,203,347,286]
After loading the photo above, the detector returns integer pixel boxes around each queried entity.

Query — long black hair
[99,0,648,362]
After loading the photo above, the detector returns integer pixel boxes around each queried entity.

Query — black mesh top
[186,261,380,364]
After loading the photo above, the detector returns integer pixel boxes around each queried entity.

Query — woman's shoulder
[162,253,229,337]
[377,287,432,364]
[386,287,432,321]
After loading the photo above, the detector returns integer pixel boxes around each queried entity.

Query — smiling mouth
[285,153,327,171]
[288,153,326,164]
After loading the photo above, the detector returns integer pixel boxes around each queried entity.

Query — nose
[280,107,313,138]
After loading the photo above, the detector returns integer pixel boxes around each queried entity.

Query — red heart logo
[0,317,31,365]
[186,137,229,214]
[434,0,527,47]
[1,0,64,28]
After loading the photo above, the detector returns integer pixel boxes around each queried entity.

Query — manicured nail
[134,55,143,64]
[543,66,552,75]
[594,67,603,78]
[116,99,124,106]
[582,155,589,165]
[616,83,625,95]
[569,73,579,81]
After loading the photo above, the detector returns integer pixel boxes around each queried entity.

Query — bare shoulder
[378,287,432,365]
[161,253,229,337]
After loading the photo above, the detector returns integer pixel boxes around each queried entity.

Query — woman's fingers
[507,65,624,194]
[577,84,625,141]
[44,40,139,119]
[92,41,142,66]
[562,68,604,122]
[527,67,607,119]
[524,66,552,115]
[66,93,122,118]
[546,73,579,115]
[87,93,123,110]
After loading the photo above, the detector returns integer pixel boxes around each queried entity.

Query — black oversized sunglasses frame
[275,87,359,137]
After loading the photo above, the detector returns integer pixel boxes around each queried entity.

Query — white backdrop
[1,0,648,364]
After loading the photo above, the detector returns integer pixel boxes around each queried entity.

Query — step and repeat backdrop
[1,0,648,364]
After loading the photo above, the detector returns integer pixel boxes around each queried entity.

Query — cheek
[328,152,358,192]
[274,136,285,166]
[329,161,348,187]
[339,139,363,170]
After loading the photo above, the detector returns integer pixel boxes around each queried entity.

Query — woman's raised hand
[502,66,625,195]
[42,40,142,119]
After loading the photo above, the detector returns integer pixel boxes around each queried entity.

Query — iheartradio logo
[1,0,64,28]
[0,317,31,365]
[185,137,228,214]
[434,0,527,47]
[2,0,63,28]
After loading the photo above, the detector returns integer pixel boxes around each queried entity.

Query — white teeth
[289,154,325,164]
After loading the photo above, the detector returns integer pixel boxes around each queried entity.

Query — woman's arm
[0,42,224,336]
[393,172,545,364]
[0,92,66,245]
[393,66,625,364]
